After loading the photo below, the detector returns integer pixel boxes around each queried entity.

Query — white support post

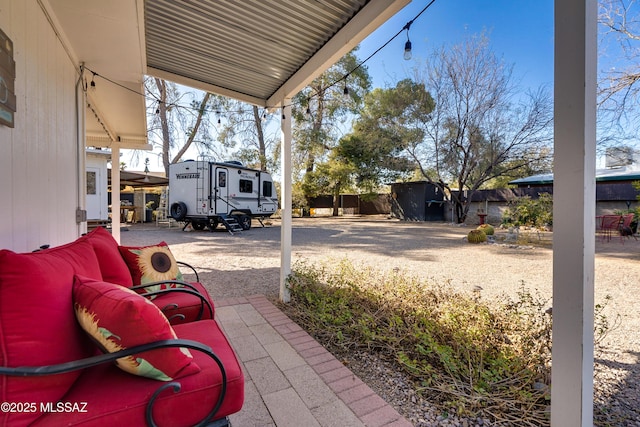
[76,74,87,236]
[279,100,292,303]
[552,0,597,425]
[110,144,121,244]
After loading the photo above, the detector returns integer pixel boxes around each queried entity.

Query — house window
[86,171,96,195]
[263,181,272,197]
[218,171,226,187]
[239,179,253,193]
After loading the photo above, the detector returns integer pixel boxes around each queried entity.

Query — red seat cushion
[80,227,133,287]
[118,242,184,292]
[73,276,201,381]
[32,320,245,427]
[0,240,102,426]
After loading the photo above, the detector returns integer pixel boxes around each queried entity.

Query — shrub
[282,260,615,426]
[467,229,487,243]
[476,223,494,235]
[502,193,553,228]
[283,260,553,424]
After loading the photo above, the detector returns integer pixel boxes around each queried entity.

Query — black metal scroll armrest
[0,339,227,427]
[132,280,203,295]
[134,287,214,321]
[177,261,200,282]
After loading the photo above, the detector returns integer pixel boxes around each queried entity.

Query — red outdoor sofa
[0,227,244,426]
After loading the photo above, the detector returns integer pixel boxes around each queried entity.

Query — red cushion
[33,320,245,427]
[73,276,200,381]
[118,242,184,292]
[80,227,133,287]
[153,281,215,325]
[0,240,102,426]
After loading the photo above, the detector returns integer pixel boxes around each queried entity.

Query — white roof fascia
[268,0,411,106]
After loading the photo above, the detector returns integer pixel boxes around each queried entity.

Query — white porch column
[279,100,292,303]
[552,0,597,425]
[110,144,121,244]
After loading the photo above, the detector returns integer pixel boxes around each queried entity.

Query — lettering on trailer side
[176,173,200,179]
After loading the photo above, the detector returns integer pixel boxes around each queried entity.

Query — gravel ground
[120,216,640,426]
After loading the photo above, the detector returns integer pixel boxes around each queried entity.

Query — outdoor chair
[620,213,637,242]
[597,214,623,242]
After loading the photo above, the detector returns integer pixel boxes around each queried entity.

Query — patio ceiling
[45,0,411,146]
[143,0,409,107]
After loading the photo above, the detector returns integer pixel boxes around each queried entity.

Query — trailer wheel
[192,221,206,231]
[170,202,187,221]
[207,219,219,231]
[238,214,252,230]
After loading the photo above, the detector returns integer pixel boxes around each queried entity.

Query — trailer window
[218,171,226,187]
[239,179,253,193]
[263,181,272,197]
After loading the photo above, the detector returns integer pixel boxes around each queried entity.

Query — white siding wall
[0,0,81,252]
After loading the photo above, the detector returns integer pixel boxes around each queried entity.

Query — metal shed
[390,181,445,221]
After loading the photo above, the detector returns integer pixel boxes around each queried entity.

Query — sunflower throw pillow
[73,275,200,381]
[118,242,184,294]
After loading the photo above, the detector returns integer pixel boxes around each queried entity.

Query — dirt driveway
[120,215,640,349]
[121,216,640,420]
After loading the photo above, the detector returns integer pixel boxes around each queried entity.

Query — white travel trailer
[168,160,278,233]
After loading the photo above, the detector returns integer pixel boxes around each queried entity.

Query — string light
[143,158,150,182]
[80,0,437,118]
[403,21,413,61]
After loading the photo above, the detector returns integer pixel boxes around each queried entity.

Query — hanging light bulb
[90,72,96,89]
[343,85,350,97]
[143,158,150,183]
[403,20,413,61]
[404,40,412,61]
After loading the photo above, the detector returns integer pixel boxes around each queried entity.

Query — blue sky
[358,0,554,93]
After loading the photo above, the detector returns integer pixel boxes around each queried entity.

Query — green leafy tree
[335,79,432,191]
[292,50,371,209]
[301,153,356,216]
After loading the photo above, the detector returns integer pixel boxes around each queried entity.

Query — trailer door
[214,167,229,214]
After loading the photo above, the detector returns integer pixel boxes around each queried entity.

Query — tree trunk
[332,194,340,216]
[154,78,171,177]
[172,92,211,164]
[252,105,267,171]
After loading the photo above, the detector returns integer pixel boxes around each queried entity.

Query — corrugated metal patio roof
[145,0,362,103]
[143,0,410,107]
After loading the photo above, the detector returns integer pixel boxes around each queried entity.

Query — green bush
[283,260,556,424]
[502,193,553,228]
[282,260,614,426]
